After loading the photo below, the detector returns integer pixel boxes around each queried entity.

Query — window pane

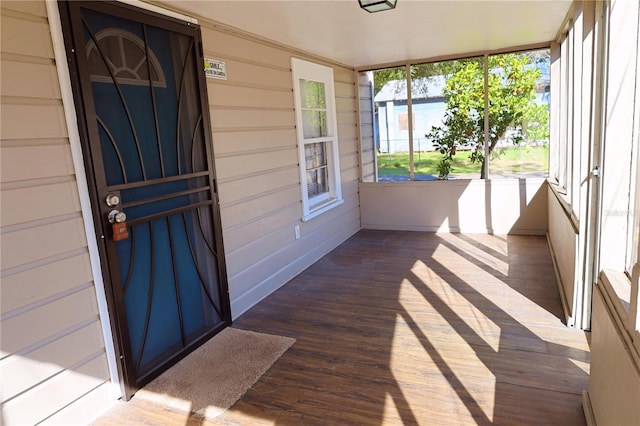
[414,57,483,180]
[305,142,329,199]
[98,35,123,67]
[302,110,327,138]
[488,49,550,178]
[307,168,329,198]
[300,79,326,108]
[372,66,411,181]
[305,142,327,169]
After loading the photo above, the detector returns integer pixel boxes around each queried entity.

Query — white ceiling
[163,0,572,69]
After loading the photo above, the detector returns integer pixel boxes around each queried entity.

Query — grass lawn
[377,145,549,177]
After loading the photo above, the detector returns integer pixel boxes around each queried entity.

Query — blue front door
[60,1,230,397]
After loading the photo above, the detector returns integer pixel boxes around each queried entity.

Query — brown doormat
[134,327,295,419]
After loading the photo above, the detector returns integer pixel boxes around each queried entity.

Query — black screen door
[60,1,231,398]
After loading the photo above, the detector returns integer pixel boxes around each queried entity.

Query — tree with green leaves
[427,53,549,179]
[373,61,471,95]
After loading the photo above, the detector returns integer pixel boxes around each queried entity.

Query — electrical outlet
[295,225,301,240]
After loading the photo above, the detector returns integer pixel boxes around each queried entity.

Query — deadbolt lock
[106,193,121,207]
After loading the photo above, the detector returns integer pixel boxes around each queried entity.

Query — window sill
[598,269,640,366]
[302,197,344,222]
[547,178,579,233]
[363,177,548,186]
[600,269,631,321]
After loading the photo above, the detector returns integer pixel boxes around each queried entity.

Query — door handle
[108,209,127,223]
[108,209,129,241]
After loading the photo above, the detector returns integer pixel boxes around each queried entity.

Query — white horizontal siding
[196,20,361,318]
[2,3,363,425]
[1,103,67,140]
[201,26,293,68]
[215,147,299,181]
[1,144,75,182]
[1,321,104,401]
[358,72,376,182]
[1,60,61,99]
[207,83,293,109]
[1,181,82,227]
[0,11,53,58]
[220,185,301,231]
[1,252,93,315]
[0,2,112,425]
[2,354,109,425]
[211,108,295,132]
[217,166,299,203]
[213,128,296,158]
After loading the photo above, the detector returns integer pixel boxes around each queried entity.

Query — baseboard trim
[361,223,546,236]
[546,232,574,326]
[582,391,597,426]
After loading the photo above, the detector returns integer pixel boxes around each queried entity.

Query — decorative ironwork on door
[60,1,230,397]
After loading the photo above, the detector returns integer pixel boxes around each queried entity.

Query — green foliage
[436,157,452,180]
[373,60,479,95]
[426,53,549,179]
[374,67,406,95]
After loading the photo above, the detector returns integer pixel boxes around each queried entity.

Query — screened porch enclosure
[3,0,639,424]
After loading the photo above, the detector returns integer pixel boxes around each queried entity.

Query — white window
[292,58,343,221]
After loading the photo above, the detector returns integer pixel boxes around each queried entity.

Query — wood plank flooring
[93,230,590,425]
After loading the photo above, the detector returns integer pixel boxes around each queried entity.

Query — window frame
[626,65,640,276]
[628,0,640,338]
[558,33,571,195]
[291,58,343,221]
[363,46,551,182]
[595,0,640,347]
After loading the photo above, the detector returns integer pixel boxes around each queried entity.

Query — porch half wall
[360,178,548,235]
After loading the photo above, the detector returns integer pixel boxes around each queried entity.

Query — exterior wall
[358,72,376,182]
[547,189,576,322]
[1,1,361,424]
[198,21,361,318]
[360,178,548,235]
[0,2,113,424]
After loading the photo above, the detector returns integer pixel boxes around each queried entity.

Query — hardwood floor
[93,230,590,425]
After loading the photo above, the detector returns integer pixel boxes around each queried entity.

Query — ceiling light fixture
[358,0,397,13]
